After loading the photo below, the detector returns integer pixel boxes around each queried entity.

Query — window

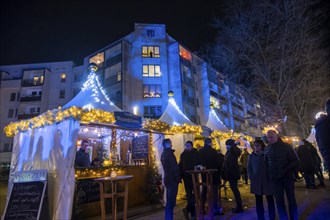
[142,46,160,58]
[33,76,39,85]
[210,96,220,109]
[89,52,104,65]
[117,72,121,81]
[15,109,18,117]
[105,63,121,80]
[17,92,20,101]
[59,90,65,99]
[30,107,36,113]
[143,85,161,98]
[8,109,14,118]
[146,29,155,39]
[3,143,11,152]
[144,106,162,118]
[60,73,66,82]
[32,91,37,96]
[106,44,121,59]
[143,65,161,77]
[10,93,16,101]
[179,45,192,62]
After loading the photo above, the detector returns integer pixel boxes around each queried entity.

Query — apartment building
[0,23,263,168]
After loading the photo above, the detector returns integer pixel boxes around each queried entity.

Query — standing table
[94,175,133,220]
[188,169,217,220]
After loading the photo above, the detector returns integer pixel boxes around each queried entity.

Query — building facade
[0,23,263,167]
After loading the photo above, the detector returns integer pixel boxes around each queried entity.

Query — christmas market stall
[2,64,165,220]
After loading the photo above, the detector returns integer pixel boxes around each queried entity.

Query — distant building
[0,23,263,167]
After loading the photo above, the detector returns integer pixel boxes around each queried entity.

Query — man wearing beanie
[223,139,243,213]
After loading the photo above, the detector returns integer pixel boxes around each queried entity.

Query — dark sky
[0,1,226,66]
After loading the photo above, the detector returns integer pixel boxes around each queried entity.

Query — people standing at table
[223,138,244,213]
[199,137,224,216]
[161,138,180,220]
[248,139,275,220]
[265,130,299,220]
[75,140,91,167]
[179,141,201,220]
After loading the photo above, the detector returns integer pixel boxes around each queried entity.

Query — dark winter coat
[75,149,90,167]
[179,148,201,180]
[315,115,330,169]
[297,144,317,173]
[248,152,273,195]
[198,144,222,184]
[264,139,299,181]
[223,145,242,181]
[240,149,249,168]
[161,148,180,186]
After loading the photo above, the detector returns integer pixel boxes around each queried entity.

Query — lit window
[60,73,66,82]
[117,72,121,81]
[210,96,220,109]
[33,76,39,85]
[142,46,160,58]
[143,85,161,98]
[143,65,161,77]
[179,45,192,62]
[89,52,104,65]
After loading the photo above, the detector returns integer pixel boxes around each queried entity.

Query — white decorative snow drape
[8,119,80,220]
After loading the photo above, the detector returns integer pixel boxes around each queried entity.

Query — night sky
[0,1,226,66]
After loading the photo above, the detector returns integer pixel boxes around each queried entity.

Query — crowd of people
[161,108,329,220]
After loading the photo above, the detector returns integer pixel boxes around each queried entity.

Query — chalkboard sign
[3,170,48,220]
[132,135,149,159]
[76,179,100,204]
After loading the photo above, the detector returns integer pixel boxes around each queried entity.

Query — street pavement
[1,177,330,219]
[128,178,330,220]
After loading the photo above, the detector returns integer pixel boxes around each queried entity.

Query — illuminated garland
[211,130,253,142]
[143,119,202,135]
[4,107,115,137]
[143,118,170,132]
[75,166,125,179]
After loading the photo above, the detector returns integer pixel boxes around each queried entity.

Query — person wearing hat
[223,138,243,213]
[248,139,275,220]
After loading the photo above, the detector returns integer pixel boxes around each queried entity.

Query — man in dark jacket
[223,138,243,213]
[199,137,224,216]
[297,141,317,188]
[161,138,180,220]
[315,98,330,171]
[265,130,299,220]
[179,141,201,220]
[75,140,91,167]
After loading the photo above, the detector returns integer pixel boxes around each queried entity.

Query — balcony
[21,79,43,87]
[20,96,42,102]
[18,113,39,120]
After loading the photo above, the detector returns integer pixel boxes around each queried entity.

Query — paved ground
[1,177,330,219]
[128,179,330,220]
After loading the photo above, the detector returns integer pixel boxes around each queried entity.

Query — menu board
[76,178,100,204]
[132,135,149,159]
[3,170,48,220]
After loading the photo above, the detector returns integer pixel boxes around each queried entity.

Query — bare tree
[201,0,330,136]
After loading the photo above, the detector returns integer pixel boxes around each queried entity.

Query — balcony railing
[20,96,42,102]
[21,79,43,87]
[18,113,40,120]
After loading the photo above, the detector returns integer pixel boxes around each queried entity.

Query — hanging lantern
[88,62,98,73]
[168,90,174,97]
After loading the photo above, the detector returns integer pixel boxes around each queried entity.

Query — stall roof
[205,109,230,132]
[63,72,122,112]
[159,97,195,126]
